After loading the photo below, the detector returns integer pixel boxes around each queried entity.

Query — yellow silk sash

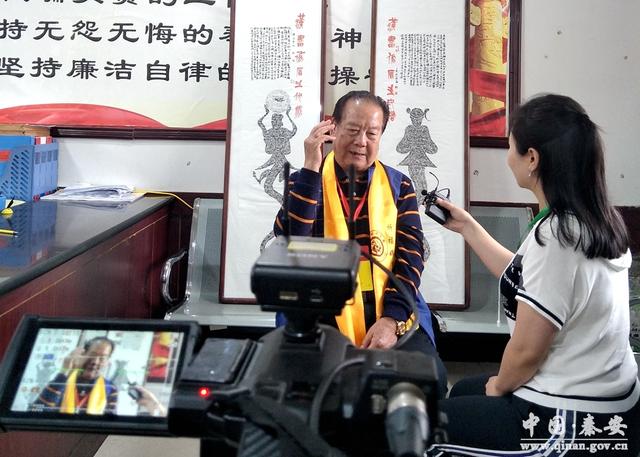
[60,369,107,415]
[322,152,397,345]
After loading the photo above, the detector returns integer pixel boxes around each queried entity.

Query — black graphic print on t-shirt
[500,254,524,321]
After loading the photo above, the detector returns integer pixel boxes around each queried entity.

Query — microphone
[420,172,450,225]
[347,165,356,240]
[385,382,429,457]
[281,161,291,237]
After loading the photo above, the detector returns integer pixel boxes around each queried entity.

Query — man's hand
[62,347,85,371]
[361,317,398,349]
[303,119,335,172]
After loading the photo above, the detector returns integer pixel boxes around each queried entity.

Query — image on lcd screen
[10,328,184,417]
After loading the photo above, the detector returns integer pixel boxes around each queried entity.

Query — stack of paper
[41,185,144,204]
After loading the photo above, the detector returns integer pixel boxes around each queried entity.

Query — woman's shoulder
[523,214,582,259]
[536,213,581,241]
[531,214,630,267]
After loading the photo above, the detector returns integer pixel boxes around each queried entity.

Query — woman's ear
[527,147,540,173]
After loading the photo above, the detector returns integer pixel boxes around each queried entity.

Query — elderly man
[32,336,118,414]
[274,90,447,397]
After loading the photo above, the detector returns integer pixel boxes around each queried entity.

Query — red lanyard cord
[336,182,368,222]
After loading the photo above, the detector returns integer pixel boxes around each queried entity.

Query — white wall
[471,0,640,205]
[58,138,226,193]
[57,0,640,206]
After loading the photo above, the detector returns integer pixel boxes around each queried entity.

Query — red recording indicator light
[198,387,210,398]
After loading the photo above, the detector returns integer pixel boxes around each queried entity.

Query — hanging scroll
[373,0,469,309]
[220,0,324,302]
[324,0,372,113]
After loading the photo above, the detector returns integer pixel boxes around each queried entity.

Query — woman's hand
[436,197,474,235]
[485,376,507,397]
[133,386,167,417]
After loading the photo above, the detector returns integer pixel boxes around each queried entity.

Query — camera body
[179,236,442,455]
[170,324,439,456]
[0,237,442,456]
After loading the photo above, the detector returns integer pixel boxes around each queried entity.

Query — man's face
[333,99,384,175]
[80,341,112,380]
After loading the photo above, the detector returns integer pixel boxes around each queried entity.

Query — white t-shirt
[500,216,639,413]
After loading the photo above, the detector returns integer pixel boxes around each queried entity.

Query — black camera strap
[237,396,347,457]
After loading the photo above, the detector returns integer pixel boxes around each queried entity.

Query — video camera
[0,237,442,457]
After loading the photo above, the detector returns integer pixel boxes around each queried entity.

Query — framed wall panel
[324,0,373,113]
[0,2,231,139]
[372,0,469,309]
[220,0,325,302]
[468,0,521,148]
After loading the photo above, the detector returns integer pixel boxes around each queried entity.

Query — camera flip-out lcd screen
[0,316,198,435]
[13,328,183,416]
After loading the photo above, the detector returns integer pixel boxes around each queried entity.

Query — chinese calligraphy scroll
[220,0,324,302]
[373,0,469,309]
[324,0,372,111]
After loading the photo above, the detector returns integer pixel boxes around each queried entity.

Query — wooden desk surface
[0,197,171,296]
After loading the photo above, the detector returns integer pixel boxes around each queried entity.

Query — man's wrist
[378,316,406,336]
[303,160,321,173]
[394,319,408,336]
[299,167,321,180]
[381,303,411,326]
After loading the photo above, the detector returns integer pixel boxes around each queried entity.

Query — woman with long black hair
[430,94,639,456]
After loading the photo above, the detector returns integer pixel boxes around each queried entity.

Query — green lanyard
[519,206,550,247]
[527,206,550,232]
